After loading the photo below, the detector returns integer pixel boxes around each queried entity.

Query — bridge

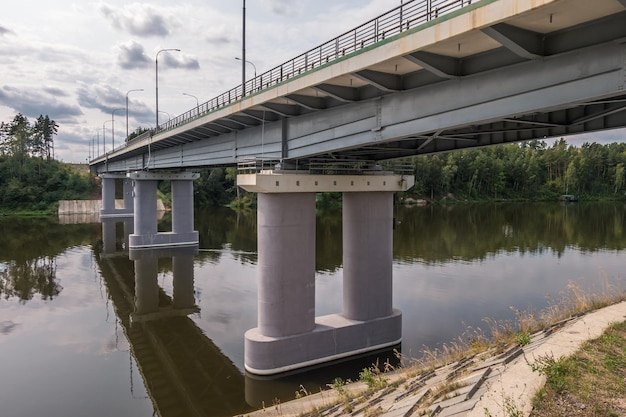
[89,0,626,375]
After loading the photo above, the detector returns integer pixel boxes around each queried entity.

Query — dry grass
[399,280,626,378]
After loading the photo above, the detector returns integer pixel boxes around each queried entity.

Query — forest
[406,138,626,202]
[1,111,626,212]
[0,113,98,212]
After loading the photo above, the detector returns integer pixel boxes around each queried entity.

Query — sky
[1,0,624,163]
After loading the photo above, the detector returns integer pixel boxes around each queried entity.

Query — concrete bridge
[90,0,626,375]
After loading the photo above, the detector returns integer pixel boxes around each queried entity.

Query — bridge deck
[92,0,626,174]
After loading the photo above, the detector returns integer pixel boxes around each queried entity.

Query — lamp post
[156,48,180,129]
[112,108,125,151]
[103,120,112,153]
[159,110,172,121]
[235,57,257,92]
[126,89,144,141]
[242,0,246,96]
[182,92,199,107]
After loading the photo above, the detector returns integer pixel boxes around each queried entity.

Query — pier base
[245,310,401,375]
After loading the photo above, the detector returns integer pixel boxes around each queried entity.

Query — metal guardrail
[107,0,475,155]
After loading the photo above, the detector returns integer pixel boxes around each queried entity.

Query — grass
[529,320,626,417]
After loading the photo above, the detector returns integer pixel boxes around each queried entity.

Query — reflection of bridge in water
[96,217,401,414]
[96,239,253,417]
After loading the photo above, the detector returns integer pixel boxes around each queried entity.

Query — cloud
[262,0,299,16]
[160,53,200,71]
[0,25,13,36]
[0,86,82,122]
[75,83,152,120]
[99,2,171,37]
[116,40,151,69]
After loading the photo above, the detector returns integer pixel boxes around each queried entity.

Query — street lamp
[182,92,199,107]
[156,48,181,129]
[126,89,144,141]
[103,120,112,153]
[112,108,125,150]
[242,0,246,96]
[235,57,257,92]
[159,110,172,121]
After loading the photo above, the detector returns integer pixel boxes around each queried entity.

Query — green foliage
[0,155,98,212]
[515,332,531,347]
[530,354,572,393]
[193,168,237,208]
[358,366,388,390]
[406,139,626,202]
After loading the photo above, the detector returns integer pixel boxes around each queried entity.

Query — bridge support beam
[100,174,134,217]
[239,170,414,375]
[128,171,199,249]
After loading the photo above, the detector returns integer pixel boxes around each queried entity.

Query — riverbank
[239,298,626,417]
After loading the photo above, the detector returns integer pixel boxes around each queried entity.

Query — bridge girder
[93,3,626,174]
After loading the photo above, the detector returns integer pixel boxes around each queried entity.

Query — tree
[32,115,58,160]
[615,163,625,194]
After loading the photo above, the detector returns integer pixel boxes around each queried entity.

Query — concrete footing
[245,310,401,375]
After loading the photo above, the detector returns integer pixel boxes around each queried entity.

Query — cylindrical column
[101,177,116,211]
[172,252,196,309]
[342,192,394,321]
[133,179,158,236]
[123,178,134,212]
[257,193,316,337]
[134,256,159,315]
[171,180,194,234]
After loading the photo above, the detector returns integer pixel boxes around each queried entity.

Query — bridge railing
[120,0,474,154]
[237,158,414,176]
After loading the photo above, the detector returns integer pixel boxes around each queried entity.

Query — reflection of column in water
[134,256,159,315]
[173,251,195,309]
[123,218,134,250]
[130,246,199,318]
[102,218,117,254]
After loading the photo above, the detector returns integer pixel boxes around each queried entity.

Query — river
[0,202,624,416]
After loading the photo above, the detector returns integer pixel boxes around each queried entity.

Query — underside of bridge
[92,0,626,174]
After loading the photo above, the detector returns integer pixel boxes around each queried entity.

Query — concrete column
[123,178,134,211]
[101,176,116,212]
[342,192,394,321]
[257,192,316,337]
[133,179,158,238]
[134,256,159,315]
[172,251,196,309]
[171,180,194,234]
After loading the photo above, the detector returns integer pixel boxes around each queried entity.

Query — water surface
[1,202,624,416]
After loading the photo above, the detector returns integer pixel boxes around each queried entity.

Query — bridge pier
[127,172,199,249]
[100,174,134,217]
[239,170,413,375]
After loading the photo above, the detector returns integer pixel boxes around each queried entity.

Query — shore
[238,300,626,417]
